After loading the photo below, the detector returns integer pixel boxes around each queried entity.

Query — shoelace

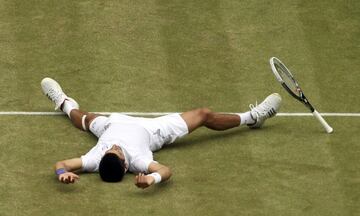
[249,101,276,117]
[46,88,62,103]
[249,101,258,111]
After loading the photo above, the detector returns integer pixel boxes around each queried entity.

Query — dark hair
[99,153,125,182]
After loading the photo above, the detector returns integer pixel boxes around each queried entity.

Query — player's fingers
[70,174,79,181]
[135,179,141,187]
[139,173,145,182]
[137,175,147,186]
[61,176,67,183]
[141,173,145,179]
[136,175,143,184]
[135,181,143,188]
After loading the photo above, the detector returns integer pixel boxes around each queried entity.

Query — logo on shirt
[153,129,163,138]
[104,123,111,130]
[153,129,172,144]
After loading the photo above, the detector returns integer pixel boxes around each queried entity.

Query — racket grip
[312,110,333,133]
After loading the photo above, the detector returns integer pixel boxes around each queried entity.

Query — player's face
[106,145,129,171]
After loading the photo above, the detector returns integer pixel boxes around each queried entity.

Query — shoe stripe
[267,108,277,117]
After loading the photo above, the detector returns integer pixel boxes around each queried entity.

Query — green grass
[0,0,359,215]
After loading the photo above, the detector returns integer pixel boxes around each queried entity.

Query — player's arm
[134,162,172,189]
[54,158,82,184]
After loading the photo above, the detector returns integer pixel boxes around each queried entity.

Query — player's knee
[85,113,95,126]
[198,108,212,121]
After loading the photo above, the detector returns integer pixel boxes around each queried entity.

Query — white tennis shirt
[81,122,155,174]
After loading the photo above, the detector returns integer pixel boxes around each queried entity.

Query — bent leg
[59,99,107,137]
[68,109,100,131]
[180,108,240,133]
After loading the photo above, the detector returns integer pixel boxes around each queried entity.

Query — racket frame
[269,57,333,133]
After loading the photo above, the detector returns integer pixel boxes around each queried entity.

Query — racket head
[269,57,302,100]
[269,57,332,133]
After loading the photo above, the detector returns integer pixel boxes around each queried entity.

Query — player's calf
[181,108,241,132]
[203,110,241,131]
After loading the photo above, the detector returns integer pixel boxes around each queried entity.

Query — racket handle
[312,110,333,133]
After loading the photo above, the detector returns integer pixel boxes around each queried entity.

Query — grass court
[0,0,359,215]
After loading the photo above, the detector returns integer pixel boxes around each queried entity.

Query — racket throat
[302,98,315,112]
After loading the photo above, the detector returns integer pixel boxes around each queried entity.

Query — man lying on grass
[41,77,281,189]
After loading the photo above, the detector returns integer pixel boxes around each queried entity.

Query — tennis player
[41,77,281,189]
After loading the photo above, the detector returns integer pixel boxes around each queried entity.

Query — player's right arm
[54,158,82,184]
[134,162,172,189]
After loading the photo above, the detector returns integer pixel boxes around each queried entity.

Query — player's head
[99,145,127,182]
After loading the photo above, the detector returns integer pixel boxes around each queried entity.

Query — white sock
[61,100,76,118]
[238,111,255,125]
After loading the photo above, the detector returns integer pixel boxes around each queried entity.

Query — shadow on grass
[130,179,174,197]
[54,180,81,193]
[53,172,94,193]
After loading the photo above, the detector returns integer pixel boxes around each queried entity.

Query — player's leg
[58,100,108,137]
[181,93,282,133]
[180,108,242,133]
[41,77,107,137]
[62,105,100,131]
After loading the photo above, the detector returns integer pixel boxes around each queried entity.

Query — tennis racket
[269,57,333,133]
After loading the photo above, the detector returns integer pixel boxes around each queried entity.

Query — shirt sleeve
[81,145,103,172]
[129,157,155,174]
[81,155,99,172]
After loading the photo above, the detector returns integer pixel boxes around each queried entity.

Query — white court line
[0,111,359,117]
[277,113,360,117]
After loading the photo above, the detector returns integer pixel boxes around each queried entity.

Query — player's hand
[134,173,155,189]
[58,172,80,184]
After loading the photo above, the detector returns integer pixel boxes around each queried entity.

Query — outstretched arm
[134,162,172,189]
[54,158,82,184]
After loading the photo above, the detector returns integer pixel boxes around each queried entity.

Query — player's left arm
[134,162,172,189]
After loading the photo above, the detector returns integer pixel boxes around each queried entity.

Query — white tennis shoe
[41,77,79,110]
[248,93,282,128]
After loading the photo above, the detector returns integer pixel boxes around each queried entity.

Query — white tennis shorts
[89,113,189,151]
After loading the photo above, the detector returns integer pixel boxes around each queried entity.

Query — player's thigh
[86,113,101,126]
[180,108,211,133]
[88,115,109,138]
[141,114,188,151]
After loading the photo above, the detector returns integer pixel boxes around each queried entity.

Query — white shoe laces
[249,101,258,111]
[249,100,276,117]
[46,88,63,104]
